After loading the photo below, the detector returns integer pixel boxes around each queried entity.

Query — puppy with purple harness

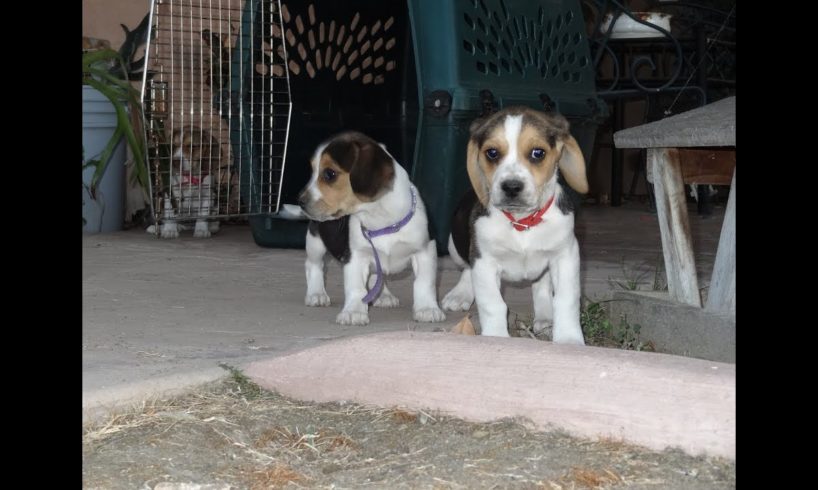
[442,106,589,344]
[298,131,446,326]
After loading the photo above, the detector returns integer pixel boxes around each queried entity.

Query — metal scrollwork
[588,0,684,95]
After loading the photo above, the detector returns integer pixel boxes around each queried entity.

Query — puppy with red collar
[442,106,588,344]
[298,131,446,326]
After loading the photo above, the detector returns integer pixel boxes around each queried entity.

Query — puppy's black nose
[297,192,308,208]
[501,180,524,198]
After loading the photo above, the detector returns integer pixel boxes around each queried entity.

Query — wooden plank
[650,148,702,307]
[706,170,736,312]
[646,148,735,185]
[614,96,735,149]
[678,148,736,185]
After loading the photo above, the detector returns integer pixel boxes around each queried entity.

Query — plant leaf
[84,77,147,197]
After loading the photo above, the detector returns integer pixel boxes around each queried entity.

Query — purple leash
[360,186,417,304]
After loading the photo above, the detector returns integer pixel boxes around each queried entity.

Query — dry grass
[594,436,629,452]
[323,432,357,451]
[83,370,279,445]
[253,426,356,452]
[389,408,418,423]
[247,463,307,489]
[84,377,734,490]
[564,467,623,488]
[537,467,623,489]
[83,397,189,443]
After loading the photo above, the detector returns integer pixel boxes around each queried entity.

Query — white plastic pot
[601,12,672,39]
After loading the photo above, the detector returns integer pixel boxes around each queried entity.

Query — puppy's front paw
[533,320,553,340]
[441,291,473,312]
[479,319,511,337]
[373,292,400,308]
[552,330,586,346]
[305,293,331,307]
[193,221,212,238]
[414,307,446,323]
[160,223,179,239]
[336,310,369,326]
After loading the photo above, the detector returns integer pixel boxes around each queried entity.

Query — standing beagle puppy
[442,106,588,344]
[298,131,446,326]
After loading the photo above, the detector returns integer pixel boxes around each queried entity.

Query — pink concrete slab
[245,331,735,459]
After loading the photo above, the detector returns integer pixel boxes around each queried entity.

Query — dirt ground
[83,372,735,489]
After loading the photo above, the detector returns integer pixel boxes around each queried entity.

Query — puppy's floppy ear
[465,116,495,206]
[558,134,588,194]
[466,138,490,206]
[326,135,395,199]
[469,116,487,134]
[350,140,395,198]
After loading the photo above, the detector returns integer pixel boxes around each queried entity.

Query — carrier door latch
[425,90,452,117]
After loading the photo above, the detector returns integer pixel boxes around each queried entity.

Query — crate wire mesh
[141,0,292,227]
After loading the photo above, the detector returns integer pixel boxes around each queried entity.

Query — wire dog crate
[141,0,292,234]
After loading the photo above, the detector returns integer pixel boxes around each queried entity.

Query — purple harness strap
[360,186,417,304]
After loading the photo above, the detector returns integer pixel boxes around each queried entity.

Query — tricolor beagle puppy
[160,126,223,239]
[298,131,446,326]
[442,106,588,344]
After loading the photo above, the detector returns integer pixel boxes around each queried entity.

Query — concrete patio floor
[82,201,725,420]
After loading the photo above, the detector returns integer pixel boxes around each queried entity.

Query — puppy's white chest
[350,223,420,275]
[373,240,414,273]
[476,210,573,281]
[487,236,549,281]
[171,175,213,203]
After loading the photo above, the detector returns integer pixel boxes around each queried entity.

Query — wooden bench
[614,96,735,313]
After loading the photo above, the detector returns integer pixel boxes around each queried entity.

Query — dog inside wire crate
[143,0,291,238]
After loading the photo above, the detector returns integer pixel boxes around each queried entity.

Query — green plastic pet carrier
[250,0,606,253]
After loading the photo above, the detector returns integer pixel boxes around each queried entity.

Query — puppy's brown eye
[322,168,337,182]
[485,148,500,161]
[530,148,546,161]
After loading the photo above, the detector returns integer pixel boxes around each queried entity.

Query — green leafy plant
[614,321,653,351]
[580,298,655,351]
[82,48,148,201]
[580,299,615,344]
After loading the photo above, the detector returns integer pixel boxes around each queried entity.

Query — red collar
[181,173,207,186]
[502,195,555,231]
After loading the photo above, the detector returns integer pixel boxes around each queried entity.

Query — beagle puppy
[442,106,588,344]
[298,131,446,326]
[160,126,225,239]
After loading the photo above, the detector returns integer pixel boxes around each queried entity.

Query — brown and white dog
[160,126,223,238]
[298,131,446,326]
[442,106,588,344]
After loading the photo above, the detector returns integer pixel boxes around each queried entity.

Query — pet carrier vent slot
[461,0,587,81]
[277,4,398,84]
